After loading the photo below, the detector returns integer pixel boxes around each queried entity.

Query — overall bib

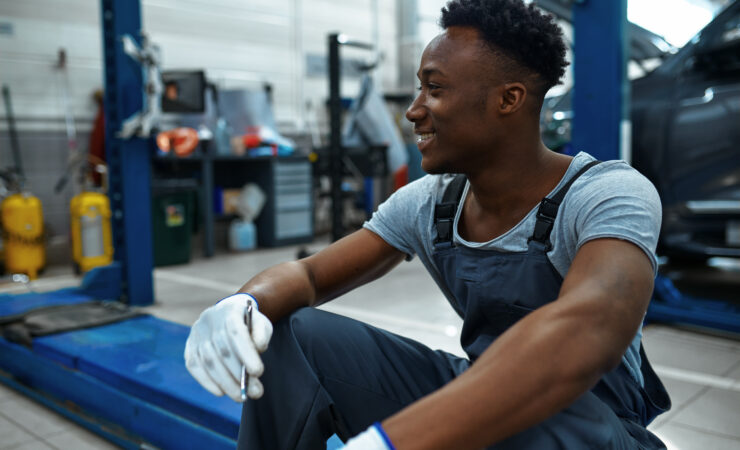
[238,162,670,449]
[429,161,670,448]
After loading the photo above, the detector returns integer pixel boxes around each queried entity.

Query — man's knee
[273,307,329,340]
[269,307,343,358]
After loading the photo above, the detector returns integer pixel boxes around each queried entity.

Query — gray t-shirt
[364,152,662,385]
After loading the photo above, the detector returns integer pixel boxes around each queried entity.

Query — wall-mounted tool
[1,85,45,279]
[118,33,163,138]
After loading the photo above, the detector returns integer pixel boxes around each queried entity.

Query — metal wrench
[240,299,254,401]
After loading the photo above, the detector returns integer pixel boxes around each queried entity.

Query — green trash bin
[151,179,197,266]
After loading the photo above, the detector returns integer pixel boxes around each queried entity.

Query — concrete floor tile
[668,386,740,439]
[0,399,70,439]
[660,377,707,411]
[647,378,707,431]
[327,260,461,322]
[645,325,740,353]
[43,426,119,450]
[725,360,740,378]
[146,303,215,326]
[0,384,24,404]
[0,271,79,296]
[652,423,740,450]
[153,275,234,303]
[6,440,55,450]
[642,327,740,377]
[0,415,35,450]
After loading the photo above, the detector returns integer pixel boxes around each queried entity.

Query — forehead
[419,27,491,77]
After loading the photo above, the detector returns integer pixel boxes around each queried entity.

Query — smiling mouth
[416,132,436,144]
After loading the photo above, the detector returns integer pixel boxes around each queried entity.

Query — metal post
[203,153,214,257]
[1,85,23,184]
[397,0,419,93]
[328,33,344,242]
[572,0,629,162]
[100,0,154,305]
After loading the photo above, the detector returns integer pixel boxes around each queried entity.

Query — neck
[464,140,571,218]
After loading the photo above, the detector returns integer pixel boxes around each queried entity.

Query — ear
[498,82,527,115]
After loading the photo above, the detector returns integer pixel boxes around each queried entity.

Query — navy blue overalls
[238,162,670,449]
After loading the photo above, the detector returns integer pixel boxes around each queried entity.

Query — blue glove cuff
[372,422,396,450]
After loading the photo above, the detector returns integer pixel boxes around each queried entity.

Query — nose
[405,94,425,124]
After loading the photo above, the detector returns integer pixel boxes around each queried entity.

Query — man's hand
[182,230,403,402]
[184,293,273,401]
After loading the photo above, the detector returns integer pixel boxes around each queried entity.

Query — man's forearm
[381,298,625,450]
[238,260,317,322]
[237,230,406,323]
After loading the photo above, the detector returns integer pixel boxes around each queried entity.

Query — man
[184,0,671,448]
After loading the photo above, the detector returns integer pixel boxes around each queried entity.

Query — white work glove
[342,423,395,450]
[184,293,273,402]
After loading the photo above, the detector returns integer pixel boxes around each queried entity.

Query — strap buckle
[528,197,559,251]
[434,217,454,244]
[536,197,560,223]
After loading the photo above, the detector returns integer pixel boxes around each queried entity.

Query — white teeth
[416,133,435,143]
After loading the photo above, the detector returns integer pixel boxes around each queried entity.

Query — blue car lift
[0,0,248,446]
[0,1,346,447]
[0,265,242,449]
[572,0,740,334]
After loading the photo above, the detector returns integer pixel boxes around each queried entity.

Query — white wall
[0,0,399,132]
[0,0,399,245]
[0,0,102,132]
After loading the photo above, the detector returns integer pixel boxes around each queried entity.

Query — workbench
[152,145,314,257]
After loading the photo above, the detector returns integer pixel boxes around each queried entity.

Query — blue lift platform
[0,265,241,449]
[0,264,345,449]
[0,0,245,445]
[0,2,342,447]
[649,272,740,334]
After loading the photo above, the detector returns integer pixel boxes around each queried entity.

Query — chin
[420,155,442,173]
[421,158,455,175]
[421,161,444,175]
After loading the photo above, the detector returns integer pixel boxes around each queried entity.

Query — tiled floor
[1,241,739,449]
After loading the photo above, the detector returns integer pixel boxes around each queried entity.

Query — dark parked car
[541,1,740,262]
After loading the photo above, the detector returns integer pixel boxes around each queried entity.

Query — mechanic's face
[406,27,502,174]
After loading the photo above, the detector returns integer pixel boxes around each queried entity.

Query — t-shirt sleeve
[363,176,434,259]
[570,164,663,274]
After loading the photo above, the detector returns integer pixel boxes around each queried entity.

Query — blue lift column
[100,0,154,306]
[571,0,629,162]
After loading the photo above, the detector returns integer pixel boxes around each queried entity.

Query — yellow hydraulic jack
[1,193,45,280]
[70,190,113,274]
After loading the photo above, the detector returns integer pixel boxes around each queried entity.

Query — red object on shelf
[156,128,199,157]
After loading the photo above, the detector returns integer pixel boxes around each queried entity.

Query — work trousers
[237,308,665,450]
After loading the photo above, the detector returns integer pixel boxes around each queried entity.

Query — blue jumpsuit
[237,161,671,449]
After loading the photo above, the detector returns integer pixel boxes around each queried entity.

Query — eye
[417,83,441,92]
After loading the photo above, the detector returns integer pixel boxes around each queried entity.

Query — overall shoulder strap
[434,175,467,245]
[529,160,602,250]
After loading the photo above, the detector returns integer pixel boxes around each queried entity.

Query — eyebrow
[417,67,446,79]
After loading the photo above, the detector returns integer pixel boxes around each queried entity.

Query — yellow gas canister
[70,191,113,273]
[1,193,45,279]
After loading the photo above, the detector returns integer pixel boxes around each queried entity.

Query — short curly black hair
[440,0,568,96]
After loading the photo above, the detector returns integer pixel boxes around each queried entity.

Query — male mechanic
[184,0,671,448]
